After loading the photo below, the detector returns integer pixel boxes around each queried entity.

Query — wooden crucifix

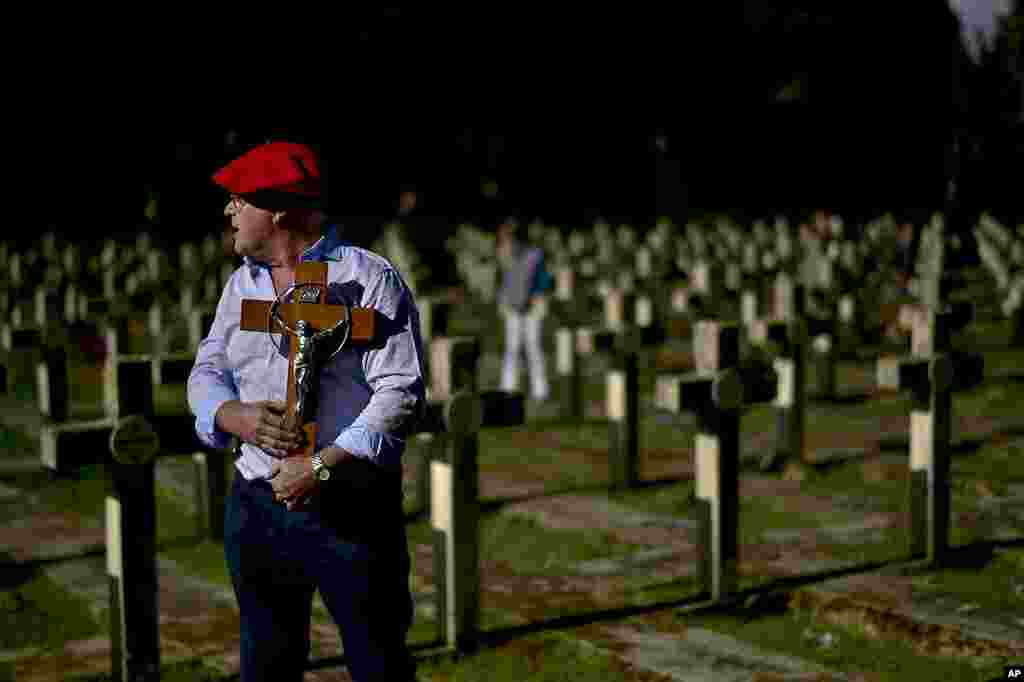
[239,261,376,458]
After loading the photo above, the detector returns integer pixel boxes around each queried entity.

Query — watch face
[317,468,330,481]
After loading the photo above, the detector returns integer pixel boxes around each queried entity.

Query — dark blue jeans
[224,469,416,682]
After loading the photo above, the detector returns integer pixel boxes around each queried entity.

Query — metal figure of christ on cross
[239,261,376,458]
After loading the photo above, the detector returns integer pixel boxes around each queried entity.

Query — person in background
[496,216,553,402]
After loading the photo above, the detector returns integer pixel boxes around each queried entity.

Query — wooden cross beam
[238,262,376,460]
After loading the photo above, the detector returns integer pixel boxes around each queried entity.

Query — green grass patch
[952,439,1024,491]
[684,607,1008,682]
[0,558,101,652]
[793,461,908,513]
[911,548,1024,613]
[160,540,233,591]
[0,426,34,455]
[614,480,695,518]
[415,630,636,682]
[480,513,648,576]
[620,573,704,605]
[66,658,226,682]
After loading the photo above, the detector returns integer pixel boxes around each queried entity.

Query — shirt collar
[245,223,345,278]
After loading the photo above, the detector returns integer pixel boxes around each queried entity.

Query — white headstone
[556,328,574,375]
[826,241,841,262]
[555,266,574,302]
[671,287,689,313]
[64,285,78,323]
[741,291,758,326]
[839,295,856,322]
[568,230,587,257]
[636,248,652,278]
[725,263,742,292]
[743,243,759,273]
[146,251,163,282]
[693,262,711,294]
[606,371,626,421]
[147,304,162,339]
[180,288,194,316]
[605,291,626,332]
[9,253,22,287]
[101,240,117,268]
[179,243,197,271]
[125,273,140,296]
[773,358,795,408]
[201,236,218,265]
[635,296,653,328]
[34,288,47,327]
[61,244,80,277]
[616,224,636,250]
[103,269,116,300]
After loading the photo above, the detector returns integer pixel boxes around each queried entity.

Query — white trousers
[500,306,549,400]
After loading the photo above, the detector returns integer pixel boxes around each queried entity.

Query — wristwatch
[310,453,331,482]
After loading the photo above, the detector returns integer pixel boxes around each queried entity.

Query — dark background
[14,4,1022,248]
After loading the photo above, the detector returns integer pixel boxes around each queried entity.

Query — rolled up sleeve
[187,291,239,451]
[333,268,426,471]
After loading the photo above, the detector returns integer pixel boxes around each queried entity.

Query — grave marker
[655,321,776,602]
[877,304,984,564]
[607,346,640,491]
[749,275,807,471]
[417,334,524,651]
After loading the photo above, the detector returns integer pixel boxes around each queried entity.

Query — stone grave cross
[877,304,983,564]
[655,321,776,602]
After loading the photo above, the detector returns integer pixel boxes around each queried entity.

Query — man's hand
[215,400,304,457]
[269,456,317,511]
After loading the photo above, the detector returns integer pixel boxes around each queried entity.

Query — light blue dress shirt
[186,224,426,480]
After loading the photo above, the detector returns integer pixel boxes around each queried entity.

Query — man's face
[224,196,278,259]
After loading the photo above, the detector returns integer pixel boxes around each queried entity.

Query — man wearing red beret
[188,141,424,681]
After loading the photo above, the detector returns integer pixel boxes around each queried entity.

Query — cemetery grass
[57,632,676,682]
[678,608,1011,682]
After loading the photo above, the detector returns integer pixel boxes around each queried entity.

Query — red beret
[213,142,322,208]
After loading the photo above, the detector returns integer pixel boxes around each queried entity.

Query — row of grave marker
[3,300,998,676]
